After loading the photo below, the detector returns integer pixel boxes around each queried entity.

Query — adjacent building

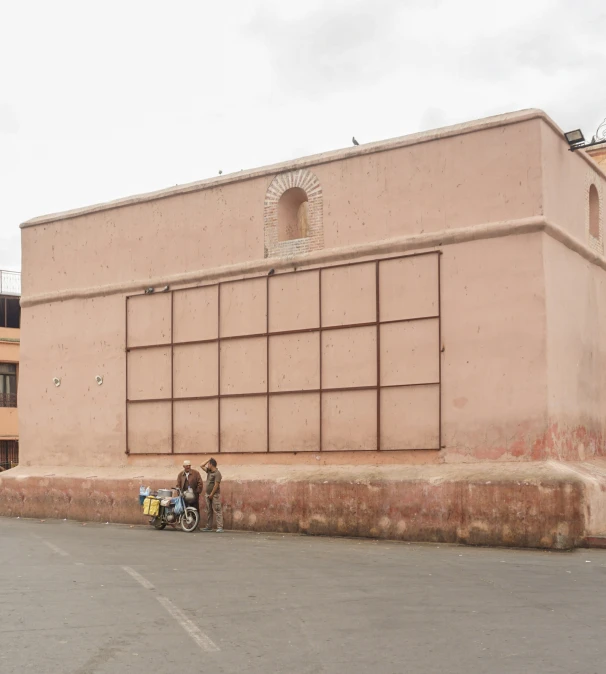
[0,270,20,470]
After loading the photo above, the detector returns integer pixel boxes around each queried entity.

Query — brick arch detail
[586,175,604,255]
[264,169,324,258]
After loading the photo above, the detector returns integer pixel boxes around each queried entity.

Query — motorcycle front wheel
[181,508,199,532]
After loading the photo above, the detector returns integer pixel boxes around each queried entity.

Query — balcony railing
[0,393,17,408]
[0,271,20,297]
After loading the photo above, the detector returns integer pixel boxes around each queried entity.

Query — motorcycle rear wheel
[181,508,199,532]
[152,517,167,530]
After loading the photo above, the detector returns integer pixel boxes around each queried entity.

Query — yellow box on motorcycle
[143,496,160,517]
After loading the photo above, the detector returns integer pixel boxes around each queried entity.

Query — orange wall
[0,328,20,363]
[0,408,18,439]
[0,326,19,440]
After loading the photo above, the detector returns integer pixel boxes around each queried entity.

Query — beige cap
[183,460,191,467]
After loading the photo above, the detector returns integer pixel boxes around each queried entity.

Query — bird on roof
[144,287,155,295]
[219,170,222,175]
[268,268,275,276]
[352,136,359,146]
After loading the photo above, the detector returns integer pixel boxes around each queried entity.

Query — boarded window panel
[321,263,376,327]
[379,254,439,322]
[380,319,439,387]
[220,396,267,453]
[268,271,319,333]
[173,399,218,454]
[220,278,266,338]
[381,385,439,450]
[220,337,267,395]
[269,332,320,392]
[128,401,171,454]
[269,393,320,452]
[173,286,218,343]
[127,347,171,400]
[127,293,171,348]
[322,326,377,389]
[173,343,218,398]
[322,390,377,451]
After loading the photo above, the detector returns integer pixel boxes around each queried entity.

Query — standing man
[200,458,223,533]
[176,460,203,512]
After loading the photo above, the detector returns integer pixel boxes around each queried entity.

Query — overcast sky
[1,0,605,272]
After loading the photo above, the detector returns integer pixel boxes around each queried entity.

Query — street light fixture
[565,118,606,152]
[564,129,585,149]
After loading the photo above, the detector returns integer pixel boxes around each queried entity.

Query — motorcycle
[149,487,200,533]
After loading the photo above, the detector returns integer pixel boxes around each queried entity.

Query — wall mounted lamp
[565,118,606,152]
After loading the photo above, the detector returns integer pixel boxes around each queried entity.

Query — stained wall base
[2,461,605,550]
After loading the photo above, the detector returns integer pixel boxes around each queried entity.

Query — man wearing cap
[176,460,203,513]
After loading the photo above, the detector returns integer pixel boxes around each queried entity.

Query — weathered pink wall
[440,233,547,462]
[19,294,125,467]
[19,234,551,467]
[543,235,606,459]
[541,122,606,250]
[0,463,588,549]
[12,110,606,549]
[21,117,543,300]
[15,110,606,470]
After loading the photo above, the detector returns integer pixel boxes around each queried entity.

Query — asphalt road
[0,517,605,674]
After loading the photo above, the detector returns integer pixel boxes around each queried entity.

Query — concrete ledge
[2,461,602,549]
[20,217,606,309]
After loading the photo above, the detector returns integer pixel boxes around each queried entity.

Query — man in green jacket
[200,458,223,533]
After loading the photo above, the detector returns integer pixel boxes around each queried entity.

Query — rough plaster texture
[543,235,606,460]
[9,109,606,547]
[20,113,547,301]
[587,145,606,170]
[541,123,605,255]
[3,460,606,549]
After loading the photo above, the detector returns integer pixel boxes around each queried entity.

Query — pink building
[3,109,606,548]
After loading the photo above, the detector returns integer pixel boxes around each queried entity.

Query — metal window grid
[126,251,442,455]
